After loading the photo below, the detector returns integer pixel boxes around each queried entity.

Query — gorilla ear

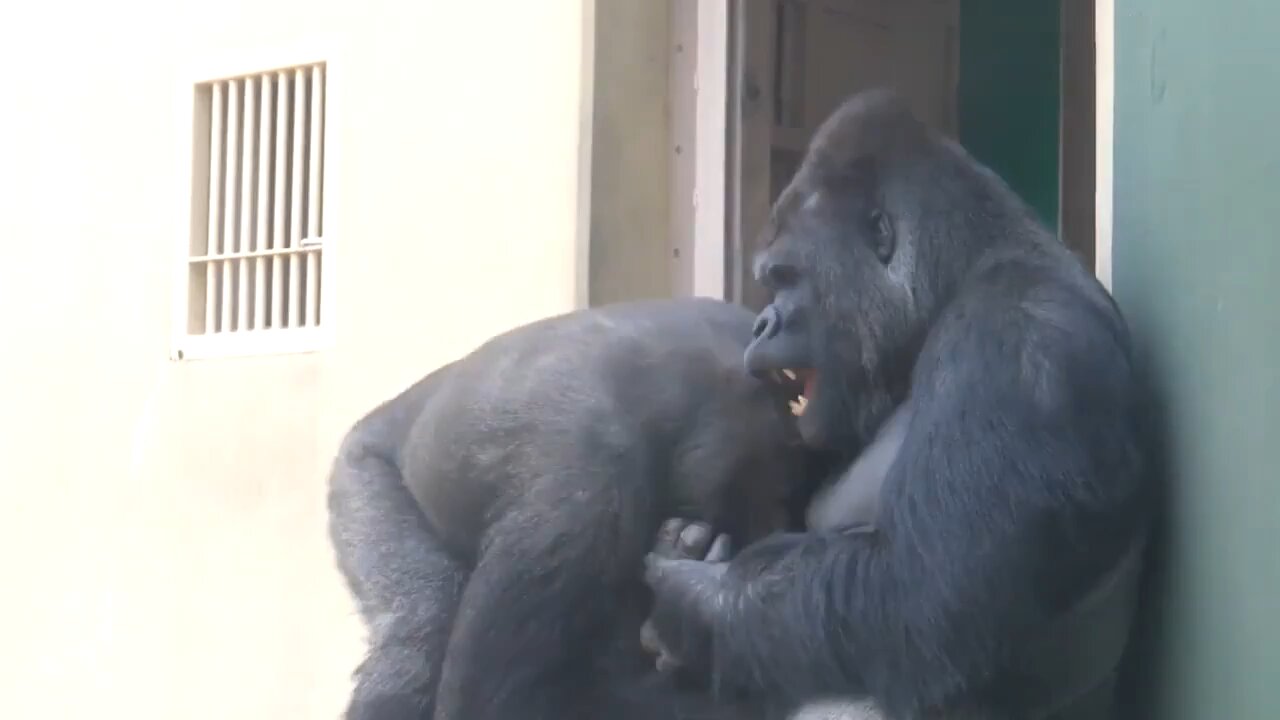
[869,208,895,264]
[822,154,894,263]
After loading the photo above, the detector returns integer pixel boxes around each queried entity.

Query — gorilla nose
[752,306,783,340]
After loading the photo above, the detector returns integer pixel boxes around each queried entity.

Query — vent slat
[205,82,225,333]
[271,70,290,330]
[305,65,324,327]
[254,74,273,331]
[237,76,256,332]
[220,79,240,333]
[309,250,322,327]
[288,67,306,329]
[189,246,316,262]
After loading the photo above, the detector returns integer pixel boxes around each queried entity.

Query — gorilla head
[745,89,1044,453]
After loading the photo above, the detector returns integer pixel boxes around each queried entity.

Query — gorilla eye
[868,209,894,264]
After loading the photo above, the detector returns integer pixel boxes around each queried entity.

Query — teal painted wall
[958,0,1061,227]
[1113,3,1280,718]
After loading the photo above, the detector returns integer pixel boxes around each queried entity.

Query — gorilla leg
[328,377,468,720]
[431,435,731,720]
[431,507,604,720]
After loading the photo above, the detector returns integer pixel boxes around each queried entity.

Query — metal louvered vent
[179,62,328,359]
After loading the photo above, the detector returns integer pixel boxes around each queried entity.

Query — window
[177,62,329,360]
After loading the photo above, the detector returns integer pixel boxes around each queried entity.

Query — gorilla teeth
[790,396,808,416]
[771,369,802,391]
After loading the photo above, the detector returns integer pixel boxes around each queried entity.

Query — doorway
[724,0,1098,310]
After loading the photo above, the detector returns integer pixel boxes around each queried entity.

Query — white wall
[0,1,593,717]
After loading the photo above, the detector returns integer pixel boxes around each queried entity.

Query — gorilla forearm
[709,394,1143,717]
[706,532,873,704]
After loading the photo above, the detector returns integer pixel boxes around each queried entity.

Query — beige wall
[0,1,593,718]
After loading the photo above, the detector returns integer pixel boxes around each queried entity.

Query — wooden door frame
[1093,0,1114,290]
[687,0,1117,303]
[666,0,731,300]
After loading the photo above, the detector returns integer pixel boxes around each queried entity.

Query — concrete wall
[0,1,593,717]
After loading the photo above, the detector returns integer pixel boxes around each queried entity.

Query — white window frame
[170,38,344,361]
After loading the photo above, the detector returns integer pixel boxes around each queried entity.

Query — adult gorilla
[327,297,819,720]
[642,90,1152,719]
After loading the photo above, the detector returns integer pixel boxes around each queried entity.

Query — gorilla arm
[640,525,887,720]
[647,295,1153,716]
[641,403,910,706]
[645,529,864,706]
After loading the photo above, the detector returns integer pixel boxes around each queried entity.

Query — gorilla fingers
[642,519,735,677]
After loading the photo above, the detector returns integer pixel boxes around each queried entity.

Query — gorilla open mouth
[746,304,819,418]
[767,368,817,417]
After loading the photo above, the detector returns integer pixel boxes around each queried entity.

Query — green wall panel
[1113,3,1280,718]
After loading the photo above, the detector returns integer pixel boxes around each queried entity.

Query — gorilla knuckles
[670,89,1149,718]
[746,90,938,454]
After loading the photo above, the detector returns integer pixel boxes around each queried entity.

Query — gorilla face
[744,91,933,452]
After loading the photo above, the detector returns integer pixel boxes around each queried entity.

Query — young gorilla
[327,297,817,720]
[642,90,1153,719]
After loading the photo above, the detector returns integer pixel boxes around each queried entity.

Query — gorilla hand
[641,519,734,677]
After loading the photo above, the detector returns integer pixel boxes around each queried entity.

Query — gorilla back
[328,297,806,720]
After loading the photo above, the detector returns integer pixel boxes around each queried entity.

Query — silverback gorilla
[327,297,818,720]
[643,89,1152,719]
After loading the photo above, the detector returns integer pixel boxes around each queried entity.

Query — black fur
[644,89,1152,718]
[327,297,812,720]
